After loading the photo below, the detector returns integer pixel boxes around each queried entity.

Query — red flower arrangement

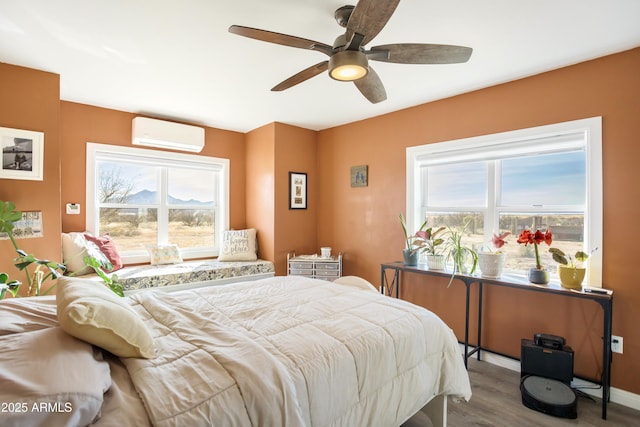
[517,229,552,269]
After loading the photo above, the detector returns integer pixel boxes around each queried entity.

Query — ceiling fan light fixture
[329,50,368,81]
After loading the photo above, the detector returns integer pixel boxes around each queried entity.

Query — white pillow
[56,277,156,359]
[334,276,378,292]
[218,228,258,261]
[147,244,183,265]
[61,232,110,275]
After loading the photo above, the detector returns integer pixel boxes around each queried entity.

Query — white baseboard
[462,346,640,412]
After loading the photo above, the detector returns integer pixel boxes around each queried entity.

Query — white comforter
[123,276,471,427]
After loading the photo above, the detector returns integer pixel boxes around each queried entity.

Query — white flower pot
[426,254,446,271]
[478,252,507,278]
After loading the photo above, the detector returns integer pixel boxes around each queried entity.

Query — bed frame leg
[423,394,447,427]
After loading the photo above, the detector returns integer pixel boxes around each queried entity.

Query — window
[86,143,229,264]
[406,117,602,286]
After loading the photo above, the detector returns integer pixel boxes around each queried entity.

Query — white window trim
[86,142,229,264]
[406,117,603,286]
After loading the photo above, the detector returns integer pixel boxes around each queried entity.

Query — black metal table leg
[380,266,400,298]
[597,298,613,420]
[477,282,483,361]
[464,281,471,368]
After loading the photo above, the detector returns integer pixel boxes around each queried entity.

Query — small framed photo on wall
[350,165,368,187]
[0,126,44,181]
[289,171,307,209]
[0,211,43,241]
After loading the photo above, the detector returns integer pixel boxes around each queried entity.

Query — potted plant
[419,226,447,270]
[477,232,510,278]
[0,200,66,298]
[549,247,594,289]
[399,213,428,266]
[517,228,553,284]
[443,222,478,280]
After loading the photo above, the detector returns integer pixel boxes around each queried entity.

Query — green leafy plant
[418,226,447,255]
[399,213,446,255]
[0,200,66,298]
[83,255,124,297]
[444,225,478,276]
[399,213,428,255]
[0,272,21,300]
[0,200,22,249]
[14,249,66,296]
[548,247,593,268]
[438,221,478,287]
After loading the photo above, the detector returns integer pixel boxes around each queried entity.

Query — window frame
[406,117,602,286]
[86,142,229,264]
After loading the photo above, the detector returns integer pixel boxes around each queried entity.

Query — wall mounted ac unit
[132,117,205,152]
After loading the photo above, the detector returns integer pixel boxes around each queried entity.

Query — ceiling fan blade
[271,61,329,91]
[369,43,473,64]
[345,0,400,47]
[229,25,333,56]
[354,67,387,103]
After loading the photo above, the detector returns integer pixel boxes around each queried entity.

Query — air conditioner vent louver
[132,117,205,152]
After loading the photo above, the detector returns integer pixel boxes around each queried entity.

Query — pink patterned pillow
[84,233,123,271]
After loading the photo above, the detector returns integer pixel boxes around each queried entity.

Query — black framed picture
[0,126,44,181]
[289,171,307,209]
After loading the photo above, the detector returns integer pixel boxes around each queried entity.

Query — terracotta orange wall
[0,63,61,295]
[274,123,317,274]
[317,48,640,394]
[246,123,276,263]
[245,122,317,275]
[59,102,247,233]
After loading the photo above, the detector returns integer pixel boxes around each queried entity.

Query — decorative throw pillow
[0,327,112,427]
[218,228,258,261]
[84,233,123,271]
[56,277,156,359]
[147,244,183,265]
[61,232,111,275]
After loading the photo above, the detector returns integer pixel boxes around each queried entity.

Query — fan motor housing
[334,5,355,27]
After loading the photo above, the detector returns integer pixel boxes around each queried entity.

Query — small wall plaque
[350,165,368,187]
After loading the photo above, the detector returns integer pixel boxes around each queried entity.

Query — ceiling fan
[228,0,472,103]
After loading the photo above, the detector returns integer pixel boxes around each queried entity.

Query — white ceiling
[1,1,639,133]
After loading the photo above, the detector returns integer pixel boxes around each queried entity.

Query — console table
[380,261,613,420]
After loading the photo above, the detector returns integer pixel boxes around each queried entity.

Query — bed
[0,275,471,427]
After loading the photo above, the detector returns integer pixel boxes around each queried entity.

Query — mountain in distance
[126,189,213,205]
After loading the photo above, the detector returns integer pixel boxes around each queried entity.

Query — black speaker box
[521,339,574,384]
